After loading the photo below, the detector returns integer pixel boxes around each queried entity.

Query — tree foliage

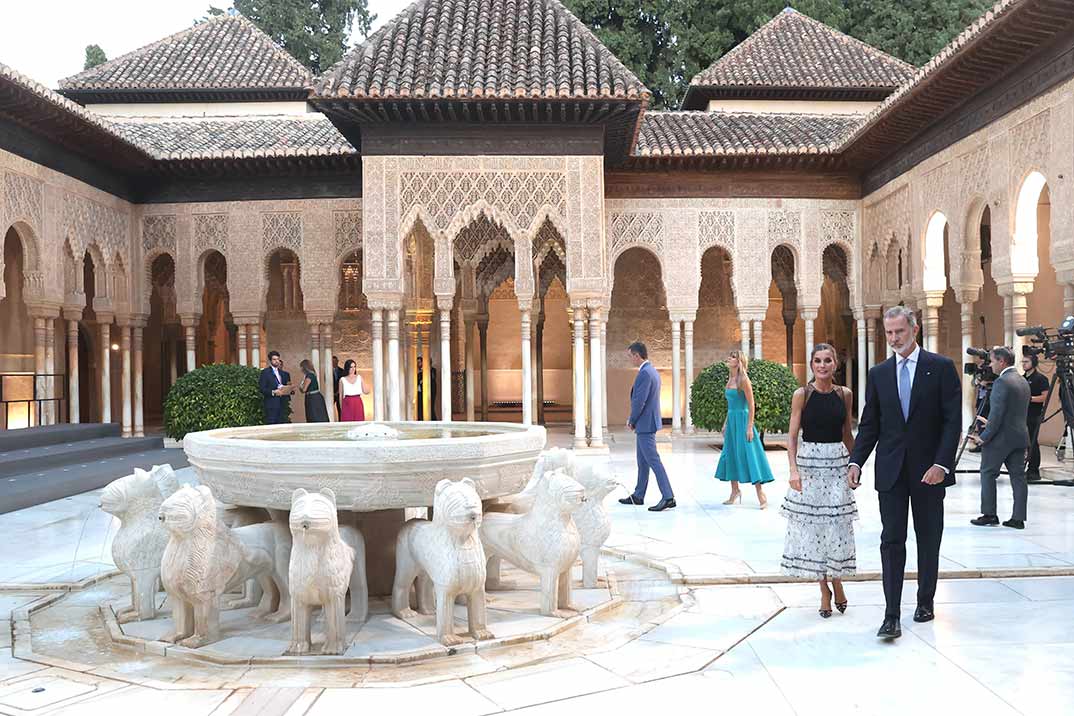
[564,0,996,109]
[164,363,279,439]
[206,1,375,74]
[690,359,800,435]
[83,45,107,70]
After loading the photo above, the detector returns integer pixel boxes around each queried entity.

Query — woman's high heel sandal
[723,493,742,505]
[836,600,848,614]
[819,607,832,619]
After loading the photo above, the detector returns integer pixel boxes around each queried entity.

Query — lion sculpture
[158,485,291,648]
[286,488,368,655]
[392,478,492,646]
[480,468,586,617]
[572,463,619,588]
[99,464,180,622]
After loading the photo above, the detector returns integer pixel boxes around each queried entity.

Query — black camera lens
[966,347,989,359]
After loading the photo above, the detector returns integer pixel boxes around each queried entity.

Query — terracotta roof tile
[314,0,649,100]
[634,110,861,157]
[690,8,915,92]
[58,14,312,93]
[109,115,355,160]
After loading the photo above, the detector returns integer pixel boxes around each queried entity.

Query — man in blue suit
[621,342,676,512]
[259,350,294,424]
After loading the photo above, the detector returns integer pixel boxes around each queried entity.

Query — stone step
[0,446,190,515]
[0,423,120,452]
[0,436,163,477]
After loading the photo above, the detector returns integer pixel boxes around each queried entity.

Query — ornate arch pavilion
[1,0,1073,445]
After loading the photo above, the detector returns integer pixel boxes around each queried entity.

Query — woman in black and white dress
[781,343,858,618]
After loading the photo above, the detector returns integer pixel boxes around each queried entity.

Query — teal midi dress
[715,388,775,484]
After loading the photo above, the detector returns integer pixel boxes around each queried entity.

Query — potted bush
[164,363,280,440]
[689,359,799,440]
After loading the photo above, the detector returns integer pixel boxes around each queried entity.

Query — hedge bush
[164,363,279,439]
[689,359,799,435]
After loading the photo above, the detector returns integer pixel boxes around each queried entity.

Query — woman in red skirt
[338,358,368,421]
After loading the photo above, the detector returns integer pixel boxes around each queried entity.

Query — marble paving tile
[46,684,232,715]
[940,641,1074,716]
[907,600,1074,647]
[310,680,501,715]
[952,552,1073,569]
[344,615,439,657]
[638,609,777,652]
[767,578,1028,608]
[0,668,126,713]
[744,606,1021,715]
[465,657,629,711]
[686,584,783,616]
[0,651,50,682]
[585,638,718,682]
[1000,575,1074,601]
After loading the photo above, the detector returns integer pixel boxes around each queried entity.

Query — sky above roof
[0,0,413,89]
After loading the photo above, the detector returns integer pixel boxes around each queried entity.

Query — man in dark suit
[1021,353,1049,481]
[970,346,1030,528]
[849,306,961,640]
[259,350,293,424]
[620,341,675,512]
[332,356,344,420]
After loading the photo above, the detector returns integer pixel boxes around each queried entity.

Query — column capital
[668,309,697,323]
[995,280,1034,297]
[178,312,200,327]
[920,290,946,308]
[955,287,981,306]
[366,292,405,311]
[800,307,819,321]
[303,310,334,324]
[62,306,84,322]
[864,305,884,320]
[96,311,116,326]
[25,302,61,319]
[436,294,455,312]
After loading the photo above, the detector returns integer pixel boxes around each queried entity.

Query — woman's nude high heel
[722,493,742,505]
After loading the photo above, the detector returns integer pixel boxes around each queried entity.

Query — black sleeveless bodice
[802,388,845,443]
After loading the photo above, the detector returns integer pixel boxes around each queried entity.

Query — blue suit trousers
[633,431,674,500]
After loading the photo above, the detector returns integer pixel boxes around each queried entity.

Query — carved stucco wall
[863,74,1074,302]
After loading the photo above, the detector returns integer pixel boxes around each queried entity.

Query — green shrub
[689,359,799,434]
[164,363,279,439]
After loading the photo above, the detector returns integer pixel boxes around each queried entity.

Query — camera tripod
[954,381,1005,475]
[1029,370,1074,486]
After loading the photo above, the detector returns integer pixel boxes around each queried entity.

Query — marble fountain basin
[182,421,546,511]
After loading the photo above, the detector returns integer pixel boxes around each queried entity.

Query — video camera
[964,346,997,383]
[1018,315,1074,372]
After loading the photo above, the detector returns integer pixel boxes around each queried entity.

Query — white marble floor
[2,427,1073,714]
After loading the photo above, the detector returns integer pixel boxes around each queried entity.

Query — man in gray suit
[970,346,1031,529]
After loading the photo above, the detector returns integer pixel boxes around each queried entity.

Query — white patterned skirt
[780,441,858,579]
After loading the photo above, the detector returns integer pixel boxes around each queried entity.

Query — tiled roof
[314,0,649,100]
[634,111,862,157]
[58,14,312,94]
[690,8,915,92]
[108,115,355,160]
[0,61,151,158]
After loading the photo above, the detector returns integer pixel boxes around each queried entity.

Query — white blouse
[340,374,365,397]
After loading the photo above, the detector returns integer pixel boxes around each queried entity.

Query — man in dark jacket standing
[259,350,293,424]
[849,306,961,640]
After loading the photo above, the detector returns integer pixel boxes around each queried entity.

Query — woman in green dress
[298,359,331,423]
[715,350,774,508]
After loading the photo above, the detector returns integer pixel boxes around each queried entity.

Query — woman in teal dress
[716,350,774,508]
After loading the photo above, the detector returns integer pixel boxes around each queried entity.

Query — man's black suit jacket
[850,348,961,491]
[259,366,291,423]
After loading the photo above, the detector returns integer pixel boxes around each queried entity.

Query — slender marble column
[521,308,533,425]
[479,319,490,421]
[1065,284,1074,316]
[856,317,867,418]
[44,318,55,425]
[169,331,178,386]
[464,319,475,421]
[387,309,401,421]
[684,319,695,434]
[184,324,196,373]
[67,318,79,424]
[238,325,248,366]
[1002,294,1013,347]
[671,318,682,435]
[421,327,432,421]
[321,323,334,419]
[372,309,385,420]
[752,319,764,360]
[589,308,603,447]
[133,325,144,436]
[121,325,132,437]
[251,324,261,369]
[33,317,46,426]
[739,319,750,358]
[535,317,545,425]
[440,309,452,421]
[309,324,321,399]
[1011,292,1029,348]
[601,314,609,435]
[101,322,112,423]
[573,308,587,448]
[961,303,976,430]
[802,311,817,380]
[866,317,877,367]
[924,304,940,354]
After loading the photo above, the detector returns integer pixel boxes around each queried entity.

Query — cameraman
[1022,354,1048,480]
[968,354,992,452]
[970,347,1030,529]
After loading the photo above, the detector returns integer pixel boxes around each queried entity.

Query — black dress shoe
[970,514,999,526]
[1003,518,1025,529]
[618,495,644,506]
[648,498,677,512]
[877,618,902,639]
[913,606,934,623]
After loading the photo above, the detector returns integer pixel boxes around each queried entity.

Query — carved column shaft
[739,320,750,358]
[600,314,608,435]
[855,317,867,418]
[387,309,401,421]
[671,318,682,435]
[752,319,764,361]
[309,324,321,397]
[478,319,489,422]
[464,319,476,422]
[535,318,545,425]
[250,324,261,369]
[440,308,452,422]
[67,318,79,424]
[572,308,587,448]
[865,318,877,367]
[960,302,977,431]
[184,324,196,373]
[44,319,56,425]
[100,321,112,423]
[121,325,132,437]
[33,317,46,426]
[321,323,334,420]
[372,309,385,421]
[237,324,248,366]
[802,310,817,380]
[588,307,603,447]
[684,320,695,434]
[133,325,144,437]
[520,309,532,425]
[1010,292,1029,348]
